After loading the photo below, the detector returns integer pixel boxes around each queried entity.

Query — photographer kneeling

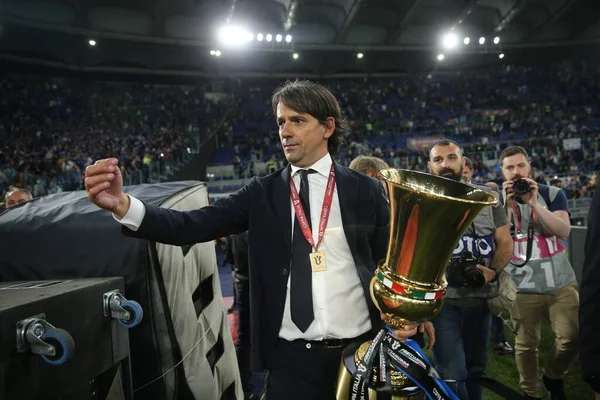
[500,146,578,400]
[428,140,513,400]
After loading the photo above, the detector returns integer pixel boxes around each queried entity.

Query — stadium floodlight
[479,37,485,44]
[499,53,505,59]
[257,33,264,41]
[293,53,299,59]
[215,50,221,57]
[246,32,254,41]
[285,34,292,43]
[441,33,458,49]
[266,34,273,42]
[88,39,96,46]
[463,37,470,45]
[218,25,251,46]
[276,34,282,42]
[210,50,216,55]
[437,53,445,61]
[357,53,364,59]
[494,36,500,44]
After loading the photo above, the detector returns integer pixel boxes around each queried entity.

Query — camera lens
[465,268,486,289]
[512,178,531,196]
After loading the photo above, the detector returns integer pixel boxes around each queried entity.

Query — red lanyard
[290,164,336,251]
[511,202,537,234]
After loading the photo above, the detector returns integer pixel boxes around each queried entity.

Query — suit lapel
[272,165,292,259]
[334,162,359,255]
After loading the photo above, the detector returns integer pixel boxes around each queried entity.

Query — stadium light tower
[437,53,445,61]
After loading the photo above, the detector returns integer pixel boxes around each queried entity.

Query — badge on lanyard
[310,249,327,272]
[290,164,336,273]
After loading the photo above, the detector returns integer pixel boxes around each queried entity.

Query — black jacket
[122,162,390,370]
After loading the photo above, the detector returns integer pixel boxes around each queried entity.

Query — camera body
[512,178,531,196]
[446,251,486,289]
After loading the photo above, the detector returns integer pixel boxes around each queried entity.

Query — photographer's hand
[501,180,515,207]
[475,265,497,285]
[518,177,539,208]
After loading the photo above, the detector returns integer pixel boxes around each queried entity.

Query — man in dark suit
[580,188,600,399]
[85,80,418,400]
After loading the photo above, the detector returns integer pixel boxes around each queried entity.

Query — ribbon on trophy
[349,327,459,400]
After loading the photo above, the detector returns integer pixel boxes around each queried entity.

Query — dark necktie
[291,169,316,332]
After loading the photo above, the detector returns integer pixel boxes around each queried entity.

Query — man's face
[428,144,464,181]
[463,165,473,183]
[501,153,530,181]
[6,191,31,208]
[277,102,333,168]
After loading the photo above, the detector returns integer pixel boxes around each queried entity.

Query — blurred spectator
[0,74,231,201]
[4,187,33,208]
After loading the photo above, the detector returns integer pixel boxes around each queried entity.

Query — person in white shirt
[85,79,419,400]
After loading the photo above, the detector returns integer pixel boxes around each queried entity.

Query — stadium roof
[1,0,600,78]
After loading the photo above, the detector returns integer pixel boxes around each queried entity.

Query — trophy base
[335,341,425,400]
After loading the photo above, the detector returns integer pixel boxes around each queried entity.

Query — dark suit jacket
[580,188,600,384]
[122,162,390,370]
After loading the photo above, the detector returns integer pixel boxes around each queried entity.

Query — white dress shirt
[114,152,372,341]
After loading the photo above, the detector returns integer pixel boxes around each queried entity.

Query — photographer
[428,140,513,400]
[500,146,578,400]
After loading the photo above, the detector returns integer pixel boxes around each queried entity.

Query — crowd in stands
[2,62,600,208]
[0,74,224,204]
[213,63,599,199]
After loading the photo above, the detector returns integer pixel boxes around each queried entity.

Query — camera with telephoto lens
[446,251,486,288]
[512,178,531,196]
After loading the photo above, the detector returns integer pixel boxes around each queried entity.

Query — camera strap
[349,328,459,400]
[509,202,537,268]
[470,222,480,254]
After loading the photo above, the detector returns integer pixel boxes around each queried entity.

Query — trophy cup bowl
[336,169,497,400]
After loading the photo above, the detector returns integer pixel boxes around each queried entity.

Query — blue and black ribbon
[348,327,459,400]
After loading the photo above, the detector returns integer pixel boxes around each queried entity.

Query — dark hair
[429,139,463,158]
[271,79,349,154]
[499,146,529,166]
[464,157,473,170]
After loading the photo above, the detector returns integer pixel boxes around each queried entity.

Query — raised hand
[85,158,129,218]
